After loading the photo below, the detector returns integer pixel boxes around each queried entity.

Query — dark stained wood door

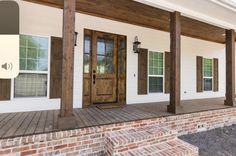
[91,31,118,103]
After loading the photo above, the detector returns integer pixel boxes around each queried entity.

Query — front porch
[0,97,229,140]
[1,97,236,155]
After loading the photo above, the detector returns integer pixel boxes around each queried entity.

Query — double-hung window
[148,51,164,93]
[14,35,49,98]
[203,58,213,91]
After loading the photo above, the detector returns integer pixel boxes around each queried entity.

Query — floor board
[0,97,230,139]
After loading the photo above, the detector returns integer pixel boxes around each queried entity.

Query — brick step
[105,125,177,155]
[116,139,198,156]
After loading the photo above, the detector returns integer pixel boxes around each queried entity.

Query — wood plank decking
[0,97,230,139]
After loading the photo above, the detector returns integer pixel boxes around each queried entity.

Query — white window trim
[11,34,51,100]
[148,51,165,94]
[203,58,213,92]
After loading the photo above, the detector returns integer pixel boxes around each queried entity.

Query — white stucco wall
[0,1,228,113]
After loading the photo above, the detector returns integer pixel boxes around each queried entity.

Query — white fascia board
[134,0,236,30]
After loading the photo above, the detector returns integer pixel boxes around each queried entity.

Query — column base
[57,115,77,130]
[224,99,236,107]
[167,104,184,114]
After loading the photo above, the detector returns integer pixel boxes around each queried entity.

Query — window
[148,51,164,93]
[203,58,213,91]
[14,35,49,98]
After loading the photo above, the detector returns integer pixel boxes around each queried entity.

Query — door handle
[93,74,96,84]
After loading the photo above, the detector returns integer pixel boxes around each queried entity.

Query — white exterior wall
[0,1,227,113]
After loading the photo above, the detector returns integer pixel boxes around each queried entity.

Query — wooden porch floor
[0,97,230,139]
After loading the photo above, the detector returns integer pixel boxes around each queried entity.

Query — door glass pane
[84,36,91,73]
[106,39,113,57]
[97,56,106,73]
[84,54,90,73]
[97,38,105,55]
[97,37,114,74]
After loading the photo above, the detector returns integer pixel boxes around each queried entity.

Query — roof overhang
[23,0,236,44]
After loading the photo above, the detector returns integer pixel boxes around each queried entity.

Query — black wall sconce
[74,31,78,46]
[133,36,141,53]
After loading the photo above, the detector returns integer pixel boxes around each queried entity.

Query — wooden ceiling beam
[24,0,233,44]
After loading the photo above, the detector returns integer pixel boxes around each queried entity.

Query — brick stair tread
[106,125,175,147]
[116,139,199,156]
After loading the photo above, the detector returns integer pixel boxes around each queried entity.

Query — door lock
[93,74,96,84]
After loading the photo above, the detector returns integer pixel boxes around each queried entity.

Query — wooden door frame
[82,29,127,108]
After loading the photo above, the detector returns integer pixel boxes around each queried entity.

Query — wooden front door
[91,31,117,104]
[83,29,126,107]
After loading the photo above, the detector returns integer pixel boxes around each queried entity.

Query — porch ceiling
[24,0,234,44]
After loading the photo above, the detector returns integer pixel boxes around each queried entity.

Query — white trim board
[135,0,236,30]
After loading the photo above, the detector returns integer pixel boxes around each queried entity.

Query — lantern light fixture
[133,36,141,53]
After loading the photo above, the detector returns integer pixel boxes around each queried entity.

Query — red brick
[20,150,36,156]
[68,143,77,147]
[0,149,11,155]
[82,140,93,145]
[54,144,67,150]
[12,146,29,153]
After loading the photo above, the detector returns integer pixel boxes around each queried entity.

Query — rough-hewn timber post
[167,11,183,114]
[58,0,77,129]
[225,29,236,106]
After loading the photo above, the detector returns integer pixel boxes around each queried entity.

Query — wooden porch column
[58,0,77,129]
[224,29,236,106]
[167,11,183,114]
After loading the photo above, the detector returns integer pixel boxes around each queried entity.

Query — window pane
[203,58,213,77]
[20,59,26,70]
[204,78,212,91]
[149,77,163,93]
[27,59,37,70]
[37,59,48,71]
[149,52,163,75]
[20,47,26,58]
[27,36,39,48]
[38,48,48,60]
[14,73,47,97]
[27,47,37,59]
[20,35,27,47]
[19,35,48,71]
[37,37,48,49]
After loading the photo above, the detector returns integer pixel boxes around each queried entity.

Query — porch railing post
[167,11,183,114]
[58,0,77,129]
[225,29,236,106]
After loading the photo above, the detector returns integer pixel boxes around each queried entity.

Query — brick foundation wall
[1,107,236,156]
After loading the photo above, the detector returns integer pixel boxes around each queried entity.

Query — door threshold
[93,102,126,110]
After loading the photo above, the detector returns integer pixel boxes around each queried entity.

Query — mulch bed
[179,124,236,156]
